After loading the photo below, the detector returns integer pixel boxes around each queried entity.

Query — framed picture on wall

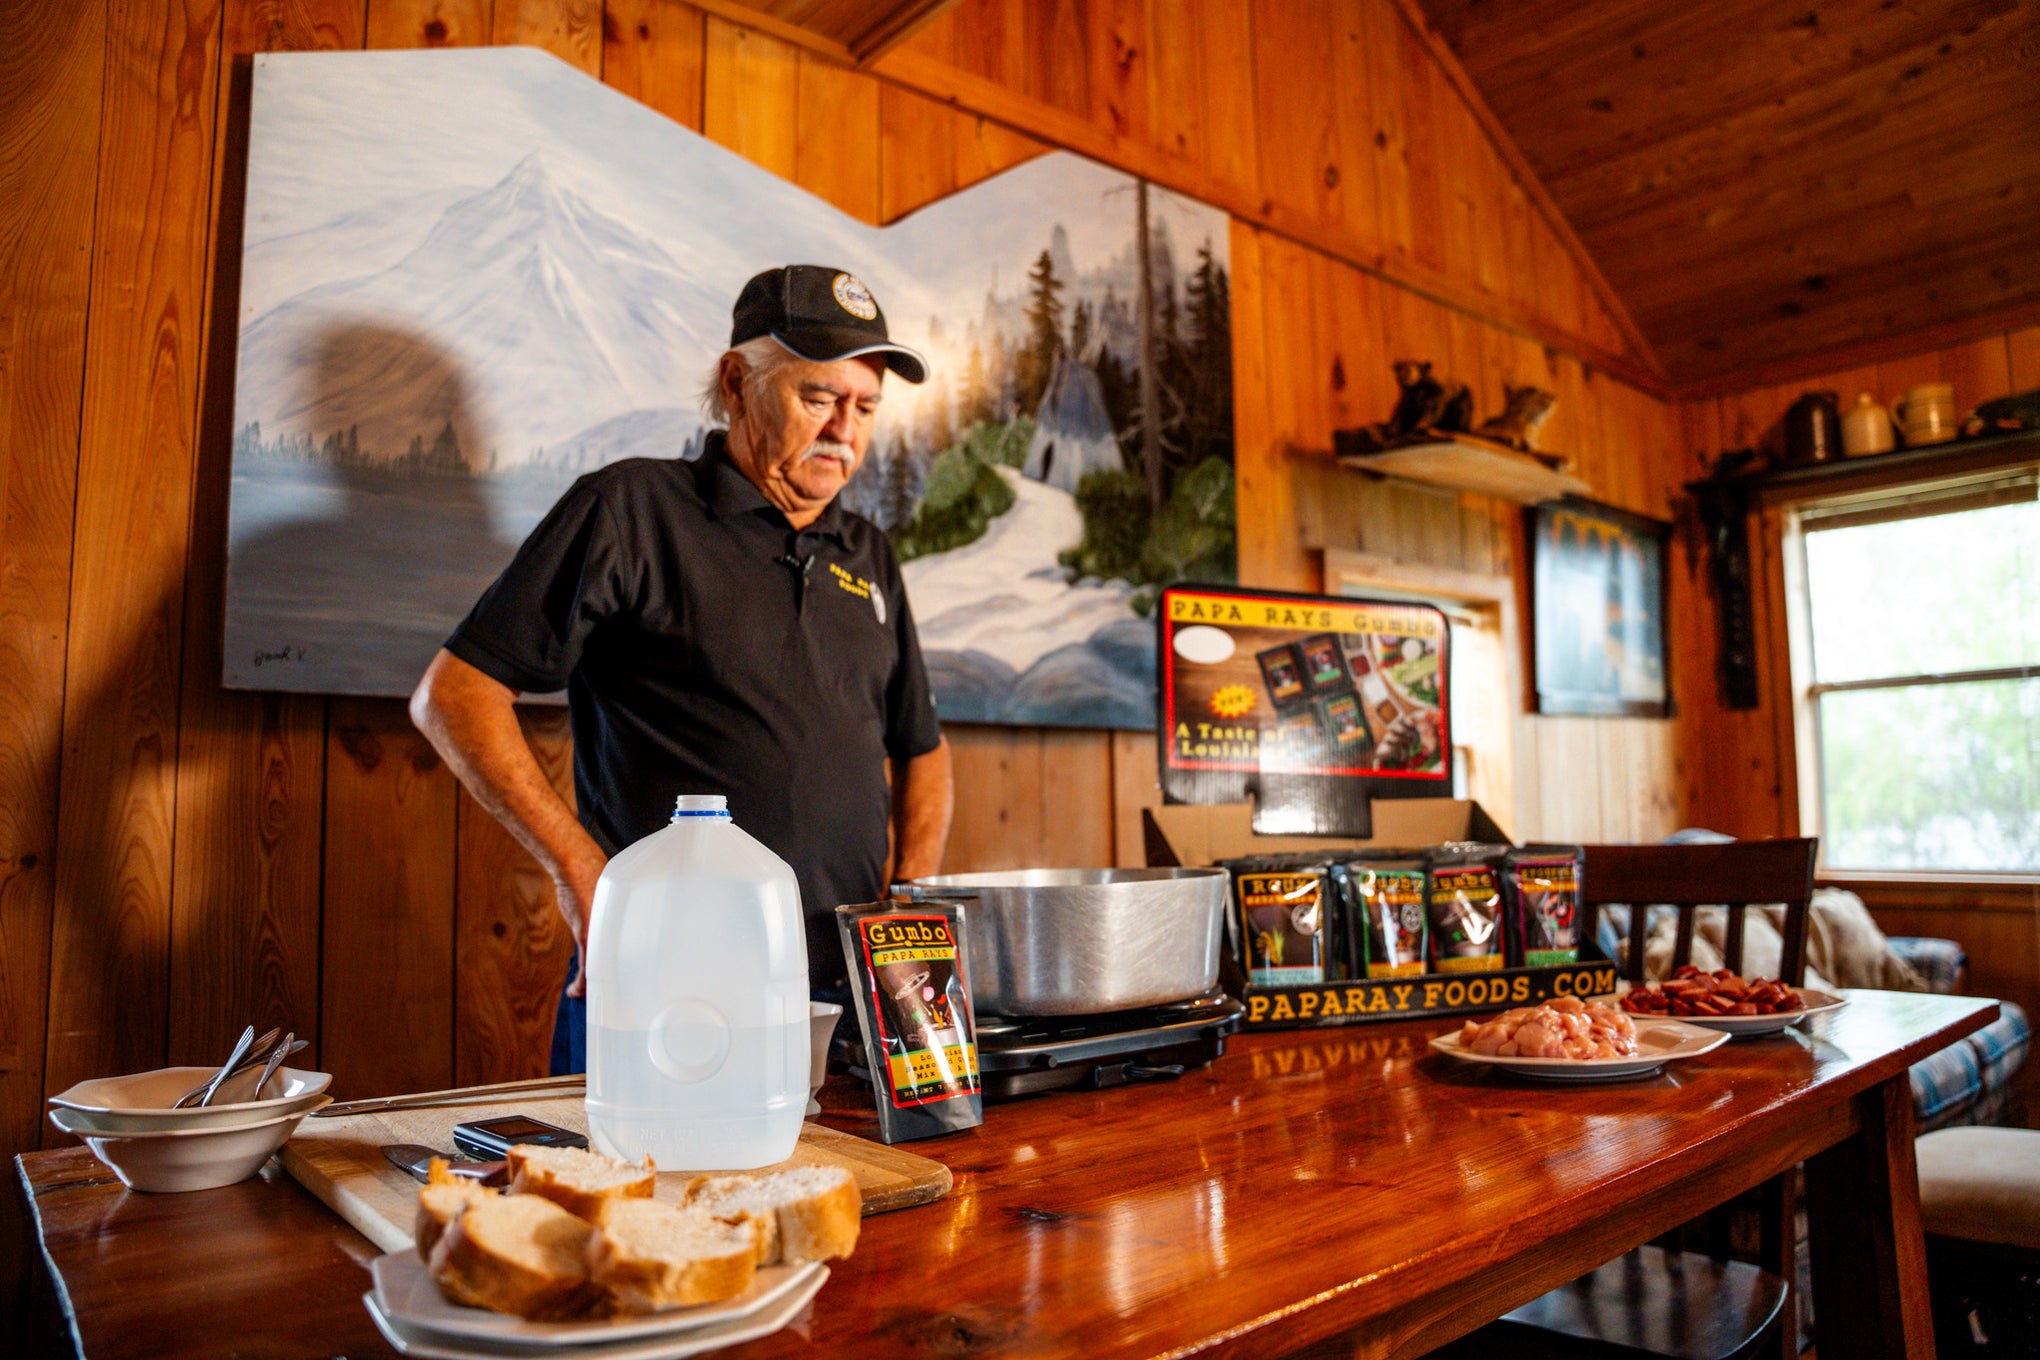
[1529,497,1671,718]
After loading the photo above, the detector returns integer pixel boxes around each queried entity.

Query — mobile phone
[451,1113,589,1161]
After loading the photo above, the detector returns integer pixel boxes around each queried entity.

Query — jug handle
[1890,392,1908,427]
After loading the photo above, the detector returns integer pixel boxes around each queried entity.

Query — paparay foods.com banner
[1157,586,1451,835]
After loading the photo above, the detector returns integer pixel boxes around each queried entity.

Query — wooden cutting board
[278,1094,949,1254]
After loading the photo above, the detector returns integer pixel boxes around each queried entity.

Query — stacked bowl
[48,1064,333,1192]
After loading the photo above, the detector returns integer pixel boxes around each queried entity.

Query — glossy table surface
[19,989,1994,1359]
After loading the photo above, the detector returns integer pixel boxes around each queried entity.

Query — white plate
[49,1065,333,1131]
[1429,1017,1729,1081]
[374,1249,826,1348]
[1593,987,1849,1038]
[363,1266,827,1359]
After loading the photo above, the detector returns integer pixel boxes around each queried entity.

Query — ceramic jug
[1841,392,1895,456]
[1893,383,1958,446]
[1782,390,1843,465]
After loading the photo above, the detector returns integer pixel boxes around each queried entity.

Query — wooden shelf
[1336,432,1592,505]
[1730,428,2040,508]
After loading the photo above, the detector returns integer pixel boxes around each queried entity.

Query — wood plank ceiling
[1416,0,2040,391]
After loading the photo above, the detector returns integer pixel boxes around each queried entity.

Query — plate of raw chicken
[1429,995,1729,1081]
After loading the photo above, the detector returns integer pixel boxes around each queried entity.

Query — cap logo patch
[832,272,878,321]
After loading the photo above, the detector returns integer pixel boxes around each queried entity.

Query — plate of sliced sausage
[1603,966,1847,1038]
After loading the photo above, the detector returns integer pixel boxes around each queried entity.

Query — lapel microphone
[776,551,815,611]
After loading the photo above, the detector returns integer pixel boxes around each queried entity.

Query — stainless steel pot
[896,868,1229,1016]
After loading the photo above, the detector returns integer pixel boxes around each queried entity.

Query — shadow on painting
[224,323,516,694]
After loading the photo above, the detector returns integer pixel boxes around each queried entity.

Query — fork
[174,1027,279,1108]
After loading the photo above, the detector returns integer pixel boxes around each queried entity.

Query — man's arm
[409,649,608,995]
[888,736,954,884]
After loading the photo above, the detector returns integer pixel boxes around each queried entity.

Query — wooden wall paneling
[1186,0,1257,192]
[1438,83,1500,303]
[1087,0,1149,146]
[793,49,881,221]
[321,701,458,1098]
[1393,13,1448,277]
[454,705,575,1086]
[2009,326,2040,389]
[1933,333,2015,415]
[0,0,106,1314]
[601,0,708,130]
[1226,220,1282,588]
[1144,0,1203,170]
[163,0,357,1087]
[702,15,799,178]
[44,0,227,1106]
[1326,0,1387,260]
[1031,0,1090,124]
[1249,0,1343,244]
[932,0,1020,95]
[1357,0,1413,267]
[366,0,491,48]
[1236,232,1316,592]
[1109,728,1160,868]
[940,725,1114,873]
[877,81,955,222]
[493,0,601,70]
[949,111,1048,198]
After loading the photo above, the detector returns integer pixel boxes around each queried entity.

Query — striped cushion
[1911,1001,2031,1132]
[1888,935,1967,995]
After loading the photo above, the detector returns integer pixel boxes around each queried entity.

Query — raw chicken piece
[1457,997,1637,1059]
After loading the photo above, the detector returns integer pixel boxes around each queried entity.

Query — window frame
[1775,451,2040,881]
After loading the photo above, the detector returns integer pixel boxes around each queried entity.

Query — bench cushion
[1911,1001,2030,1133]
[1916,1126,2040,1250]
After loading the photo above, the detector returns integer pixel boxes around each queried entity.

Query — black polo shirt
[445,432,942,987]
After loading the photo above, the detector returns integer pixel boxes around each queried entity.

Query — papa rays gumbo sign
[226,47,1233,729]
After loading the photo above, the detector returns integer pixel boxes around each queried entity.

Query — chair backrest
[1578,839,1818,985]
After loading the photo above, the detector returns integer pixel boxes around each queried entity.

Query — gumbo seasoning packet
[1426,843,1509,974]
[1504,845,1584,968]
[836,900,983,1143]
[1335,855,1429,978]
[1226,856,1332,986]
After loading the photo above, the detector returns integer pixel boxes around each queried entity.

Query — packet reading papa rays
[1336,855,1429,978]
[1504,845,1584,968]
[836,899,983,1143]
[1426,843,1509,974]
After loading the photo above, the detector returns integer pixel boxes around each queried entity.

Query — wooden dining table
[17,989,1993,1360]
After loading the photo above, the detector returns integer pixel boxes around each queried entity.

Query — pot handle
[888,882,982,903]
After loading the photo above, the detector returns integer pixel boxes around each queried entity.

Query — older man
[411,265,954,1073]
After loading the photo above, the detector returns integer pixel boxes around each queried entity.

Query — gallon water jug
[584,794,808,1168]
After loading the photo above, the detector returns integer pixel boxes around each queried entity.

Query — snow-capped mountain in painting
[235,154,721,469]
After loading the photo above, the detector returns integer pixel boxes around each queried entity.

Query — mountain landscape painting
[227,46,1232,728]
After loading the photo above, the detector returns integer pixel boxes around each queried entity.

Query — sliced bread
[683,1166,861,1265]
[584,1197,758,1313]
[428,1192,600,1320]
[507,1144,655,1220]
[415,1157,498,1257]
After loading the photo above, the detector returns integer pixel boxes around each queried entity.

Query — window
[1787,479,2039,873]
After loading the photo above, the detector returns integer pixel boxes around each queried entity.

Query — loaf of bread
[427,1191,601,1320]
[684,1166,861,1265]
[584,1198,759,1313]
[507,1144,655,1220]
[415,1157,498,1258]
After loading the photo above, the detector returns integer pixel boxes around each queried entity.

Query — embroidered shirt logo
[828,562,883,626]
[831,273,878,321]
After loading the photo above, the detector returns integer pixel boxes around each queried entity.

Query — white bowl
[49,1065,332,1131]
[48,1098,330,1192]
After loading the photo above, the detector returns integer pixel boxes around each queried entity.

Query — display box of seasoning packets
[1142,800,1618,1031]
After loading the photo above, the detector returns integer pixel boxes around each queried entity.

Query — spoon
[179,1026,258,1109]
[252,1031,294,1101]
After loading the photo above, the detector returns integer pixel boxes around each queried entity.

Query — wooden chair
[1470,838,1819,1360]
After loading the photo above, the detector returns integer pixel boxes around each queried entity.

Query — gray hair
[699,336,799,427]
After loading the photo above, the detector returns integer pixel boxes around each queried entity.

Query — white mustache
[801,440,855,464]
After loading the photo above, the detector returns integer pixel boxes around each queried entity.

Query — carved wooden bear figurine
[1475,384,1557,451]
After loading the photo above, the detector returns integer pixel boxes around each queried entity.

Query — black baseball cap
[730,264,927,384]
